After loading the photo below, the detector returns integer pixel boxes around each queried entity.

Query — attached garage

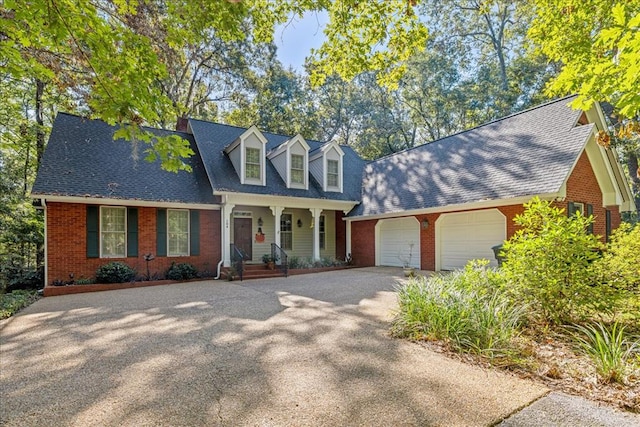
[437,209,506,270]
[376,217,420,268]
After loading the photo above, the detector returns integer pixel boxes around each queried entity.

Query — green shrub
[501,197,606,324]
[1,290,39,319]
[569,321,639,384]
[96,262,136,283]
[166,262,198,280]
[392,262,525,359]
[593,223,640,291]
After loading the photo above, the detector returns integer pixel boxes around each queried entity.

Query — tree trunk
[35,79,45,168]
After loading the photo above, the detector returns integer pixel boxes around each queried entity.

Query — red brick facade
[46,202,220,285]
[335,211,346,261]
[349,150,624,271]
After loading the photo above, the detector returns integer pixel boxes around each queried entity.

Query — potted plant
[399,243,416,277]
[261,253,275,270]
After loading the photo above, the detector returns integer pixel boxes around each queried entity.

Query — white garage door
[377,217,420,268]
[438,209,506,270]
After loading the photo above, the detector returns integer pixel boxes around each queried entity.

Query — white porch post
[222,203,235,267]
[270,206,284,247]
[310,208,322,260]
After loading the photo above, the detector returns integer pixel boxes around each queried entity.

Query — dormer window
[224,125,267,186]
[267,134,309,189]
[291,154,305,184]
[245,147,261,180]
[327,159,339,188]
[309,141,344,193]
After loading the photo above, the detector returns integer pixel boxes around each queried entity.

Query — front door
[233,217,253,260]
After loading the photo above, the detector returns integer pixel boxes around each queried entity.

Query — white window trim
[280,213,293,250]
[325,157,342,192]
[244,147,262,184]
[289,153,306,187]
[167,209,190,257]
[100,206,127,258]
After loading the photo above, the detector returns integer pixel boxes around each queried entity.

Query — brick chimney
[176,117,189,132]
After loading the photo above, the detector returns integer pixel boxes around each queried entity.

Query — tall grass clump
[392,262,525,359]
[569,321,639,384]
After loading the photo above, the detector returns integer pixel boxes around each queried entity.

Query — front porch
[218,192,356,268]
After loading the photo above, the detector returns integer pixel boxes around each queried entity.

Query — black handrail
[230,244,244,281]
[271,243,288,277]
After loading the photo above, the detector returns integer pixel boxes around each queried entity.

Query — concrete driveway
[1,267,547,426]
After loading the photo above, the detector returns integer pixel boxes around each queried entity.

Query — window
[246,147,261,180]
[319,215,325,250]
[101,207,126,257]
[291,154,305,184]
[281,213,292,250]
[168,209,189,256]
[327,159,339,188]
[568,201,594,234]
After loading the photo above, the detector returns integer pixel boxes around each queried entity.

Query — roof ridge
[56,112,193,137]
[371,95,578,163]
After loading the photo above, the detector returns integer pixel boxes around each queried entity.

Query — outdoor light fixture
[421,219,429,229]
[297,219,303,228]
[257,217,263,226]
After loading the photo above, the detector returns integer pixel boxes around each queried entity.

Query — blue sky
[274,11,328,71]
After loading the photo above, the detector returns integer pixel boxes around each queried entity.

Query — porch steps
[221,263,286,281]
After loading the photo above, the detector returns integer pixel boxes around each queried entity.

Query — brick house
[31,96,635,287]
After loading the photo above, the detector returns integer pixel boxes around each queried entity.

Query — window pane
[168,210,189,256]
[246,148,261,179]
[319,215,325,250]
[101,207,126,257]
[327,160,339,187]
[280,214,292,250]
[291,154,304,184]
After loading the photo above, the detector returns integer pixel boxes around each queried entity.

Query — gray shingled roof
[32,113,216,205]
[351,96,594,217]
[188,119,365,202]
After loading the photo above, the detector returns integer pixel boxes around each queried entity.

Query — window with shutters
[100,206,126,257]
[168,209,190,256]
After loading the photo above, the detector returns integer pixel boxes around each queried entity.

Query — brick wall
[46,202,221,285]
[350,219,377,266]
[415,213,440,271]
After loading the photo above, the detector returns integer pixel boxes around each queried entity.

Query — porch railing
[230,244,245,281]
[271,243,288,277]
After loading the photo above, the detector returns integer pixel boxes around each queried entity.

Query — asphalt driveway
[1,267,549,426]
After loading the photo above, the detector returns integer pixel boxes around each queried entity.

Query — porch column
[310,208,322,260]
[222,203,235,267]
[270,206,284,248]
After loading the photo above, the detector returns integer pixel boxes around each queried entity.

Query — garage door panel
[439,209,506,270]
[378,218,420,268]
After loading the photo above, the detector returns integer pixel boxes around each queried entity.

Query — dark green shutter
[567,202,576,216]
[190,210,200,256]
[127,208,138,257]
[586,204,594,234]
[605,210,612,242]
[157,208,167,256]
[86,206,99,258]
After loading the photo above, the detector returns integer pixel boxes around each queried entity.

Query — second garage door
[438,209,506,270]
[377,217,420,268]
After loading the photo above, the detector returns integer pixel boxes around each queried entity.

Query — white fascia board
[309,141,344,161]
[269,135,310,159]
[344,193,561,222]
[214,191,358,213]
[32,194,221,210]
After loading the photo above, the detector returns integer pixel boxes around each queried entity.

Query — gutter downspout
[214,259,224,280]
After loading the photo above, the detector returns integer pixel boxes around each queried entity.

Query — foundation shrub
[166,262,198,280]
[96,262,136,284]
